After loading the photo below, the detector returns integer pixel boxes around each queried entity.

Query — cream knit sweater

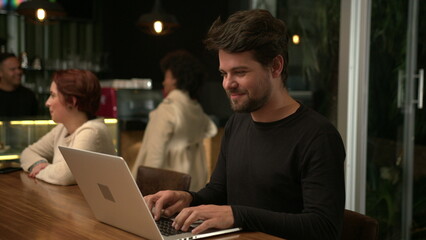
[20,118,116,185]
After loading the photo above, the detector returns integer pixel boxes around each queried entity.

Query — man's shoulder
[16,85,36,94]
[295,106,342,140]
[300,106,336,128]
[0,85,35,98]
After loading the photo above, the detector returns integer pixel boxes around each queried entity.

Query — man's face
[0,57,22,89]
[219,50,272,113]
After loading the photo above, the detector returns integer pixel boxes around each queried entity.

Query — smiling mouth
[228,91,245,99]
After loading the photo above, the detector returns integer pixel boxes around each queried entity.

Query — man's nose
[223,76,238,90]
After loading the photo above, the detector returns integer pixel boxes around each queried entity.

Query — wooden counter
[0,171,283,240]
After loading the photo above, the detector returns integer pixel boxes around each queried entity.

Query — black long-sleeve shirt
[191,104,346,240]
[0,85,38,117]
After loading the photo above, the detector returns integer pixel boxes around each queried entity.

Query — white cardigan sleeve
[35,128,95,185]
[35,120,115,185]
[20,125,59,171]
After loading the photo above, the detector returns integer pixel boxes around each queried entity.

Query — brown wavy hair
[204,9,290,86]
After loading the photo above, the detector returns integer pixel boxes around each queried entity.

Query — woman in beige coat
[131,50,217,191]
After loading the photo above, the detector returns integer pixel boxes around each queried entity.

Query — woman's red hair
[52,69,101,118]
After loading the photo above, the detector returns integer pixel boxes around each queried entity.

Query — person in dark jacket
[0,52,38,118]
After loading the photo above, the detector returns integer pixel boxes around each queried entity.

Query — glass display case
[116,89,163,120]
[0,118,118,172]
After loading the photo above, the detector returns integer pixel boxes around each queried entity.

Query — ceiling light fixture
[16,0,66,22]
[137,0,179,36]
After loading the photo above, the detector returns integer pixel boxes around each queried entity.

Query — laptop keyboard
[157,217,186,236]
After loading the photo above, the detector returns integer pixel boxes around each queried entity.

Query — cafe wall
[1,0,246,119]
[5,0,336,122]
[99,0,243,119]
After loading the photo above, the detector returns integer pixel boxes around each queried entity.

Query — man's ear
[271,55,284,78]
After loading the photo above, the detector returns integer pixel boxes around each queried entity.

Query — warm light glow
[36,8,46,21]
[10,120,56,125]
[104,118,118,124]
[0,155,20,161]
[292,34,301,45]
[8,119,116,125]
[153,21,163,34]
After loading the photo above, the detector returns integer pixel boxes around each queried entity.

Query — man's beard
[227,89,270,113]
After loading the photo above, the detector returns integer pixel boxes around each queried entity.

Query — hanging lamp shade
[137,0,179,36]
[16,0,66,22]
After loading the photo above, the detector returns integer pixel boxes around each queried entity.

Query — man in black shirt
[0,53,38,118]
[144,9,346,239]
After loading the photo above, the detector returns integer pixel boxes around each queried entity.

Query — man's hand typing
[144,190,192,221]
[172,205,235,234]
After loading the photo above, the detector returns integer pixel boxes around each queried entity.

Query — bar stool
[136,166,191,196]
[341,209,379,240]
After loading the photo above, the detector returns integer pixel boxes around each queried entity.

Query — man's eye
[235,71,246,76]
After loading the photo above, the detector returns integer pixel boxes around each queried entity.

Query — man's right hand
[144,190,193,221]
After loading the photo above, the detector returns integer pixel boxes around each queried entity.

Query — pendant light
[137,0,179,36]
[16,0,66,22]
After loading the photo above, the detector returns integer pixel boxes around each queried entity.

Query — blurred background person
[0,52,38,118]
[131,50,217,191]
[20,69,116,185]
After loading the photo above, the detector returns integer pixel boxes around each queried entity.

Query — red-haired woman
[20,69,116,185]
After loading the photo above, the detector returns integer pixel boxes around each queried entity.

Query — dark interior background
[95,0,250,119]
[0,0,258,119]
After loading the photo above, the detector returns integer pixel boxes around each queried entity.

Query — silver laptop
[59,146,241,240]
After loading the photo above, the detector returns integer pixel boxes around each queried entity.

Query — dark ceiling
[97,0,247,118]
[99,0,235,87]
